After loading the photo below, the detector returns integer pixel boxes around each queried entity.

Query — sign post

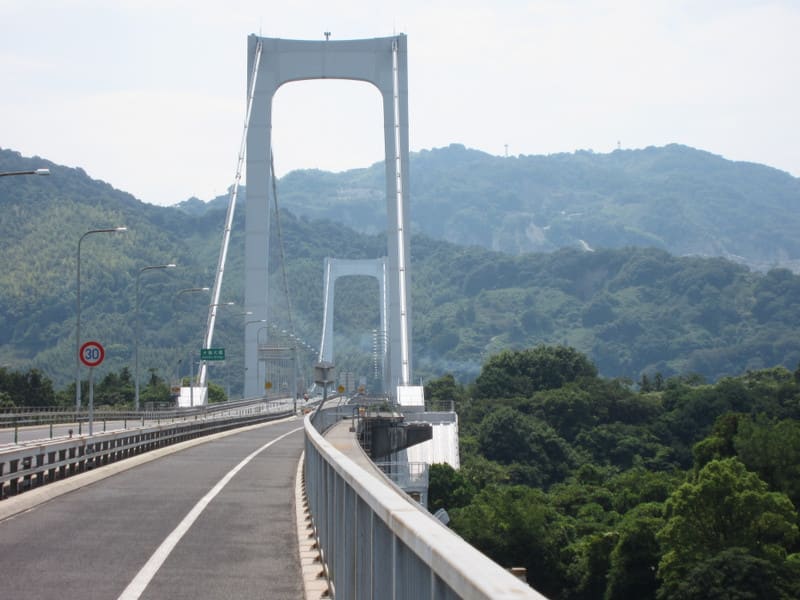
[200,348,225,361]
[314,362,335,412]
[79,341,105,435]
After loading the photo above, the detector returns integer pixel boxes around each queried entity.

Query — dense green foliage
[428,349,800,599]
[0,366,56,407]
[5,148,800,395]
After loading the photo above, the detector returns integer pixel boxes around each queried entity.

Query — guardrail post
[49,423,53,439]
[9,459,19,495]
[14,418,18,444]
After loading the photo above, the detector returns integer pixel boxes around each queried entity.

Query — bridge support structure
[319,257,388,392]
[244,34,413,398]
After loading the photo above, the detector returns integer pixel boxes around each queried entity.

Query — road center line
[117,426,303,600]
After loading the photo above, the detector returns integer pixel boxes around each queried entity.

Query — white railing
[304,408,547,599]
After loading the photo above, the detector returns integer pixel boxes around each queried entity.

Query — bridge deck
[324,418,382,474]
[0,418,304,599]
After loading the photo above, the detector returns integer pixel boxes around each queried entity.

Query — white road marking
[117,426,303,599]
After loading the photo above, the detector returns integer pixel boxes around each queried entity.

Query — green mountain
[4,146,800,394]
[188,143,800,272]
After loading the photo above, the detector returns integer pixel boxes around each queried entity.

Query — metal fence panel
[304,407,548,600]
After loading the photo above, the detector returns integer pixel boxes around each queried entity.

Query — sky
[1,0,798,206]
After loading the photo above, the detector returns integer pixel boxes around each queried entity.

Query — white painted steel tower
[244,35,413,398]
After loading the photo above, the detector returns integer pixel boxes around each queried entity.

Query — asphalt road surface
[0,417,305,599]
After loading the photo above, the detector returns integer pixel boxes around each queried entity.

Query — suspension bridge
[0,34,545,600]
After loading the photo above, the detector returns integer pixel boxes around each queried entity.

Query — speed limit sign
[79,341,105,368]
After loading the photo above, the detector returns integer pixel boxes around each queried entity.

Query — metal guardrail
[0,396,272,427]
[0,400,294,500]
[304,407,546,600]
[374,461,429,488]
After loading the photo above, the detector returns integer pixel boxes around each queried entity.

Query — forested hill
[4,147,800,390]
[185,143,800,273]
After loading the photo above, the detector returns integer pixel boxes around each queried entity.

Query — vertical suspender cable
[197,40,263,391]
[270,151,294,335]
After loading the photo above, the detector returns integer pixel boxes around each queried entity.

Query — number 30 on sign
[80,341,105,368]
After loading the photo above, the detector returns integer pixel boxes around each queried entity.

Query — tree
[97,367,134,406]
[734,417,800,507]
[666,548,799,600]
[605,503,664,600]
[528,385,597,441]
[477,406,574,485]
[450,485,570,598]
[139,369,173,406]
[474,345,598,399]
[424,373,466,409]
[427,463,476,512]
[207,380,227,404]
[691,412,741,471]
[657,458,798,599]
[477,406,533,464]
[0,390,14,409]
[0,367,56,407]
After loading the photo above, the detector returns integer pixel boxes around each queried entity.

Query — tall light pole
[243,319,267,400]
[173,286,209,382]
[135,263,176,411]
[0,168,49,177]
[76,227,127,412]
[169,287,211,408]
[174,287,210,304]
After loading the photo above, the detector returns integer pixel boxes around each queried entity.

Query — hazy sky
[1,0,798,206]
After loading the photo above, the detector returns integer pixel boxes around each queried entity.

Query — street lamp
[211,302,236,309]
[174,287,210,303]
[175,288,210,373]
[0,168,49,177]
[244,319,268,397]
[76,227,127,412]
[135,263,177,411]
[169,287,212,408]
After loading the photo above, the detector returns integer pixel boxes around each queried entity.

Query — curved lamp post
[76,227,127,412]
[135,263,177,411]
[174,287,210,306]
[171,287,210,407]
[0,168,49,177]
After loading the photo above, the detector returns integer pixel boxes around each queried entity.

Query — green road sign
[200,348,225,360]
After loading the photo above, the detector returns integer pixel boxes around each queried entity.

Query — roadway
[0,416,305,599]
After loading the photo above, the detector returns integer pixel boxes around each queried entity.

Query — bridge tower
[319,257,389,392]
[244,35,413,398]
